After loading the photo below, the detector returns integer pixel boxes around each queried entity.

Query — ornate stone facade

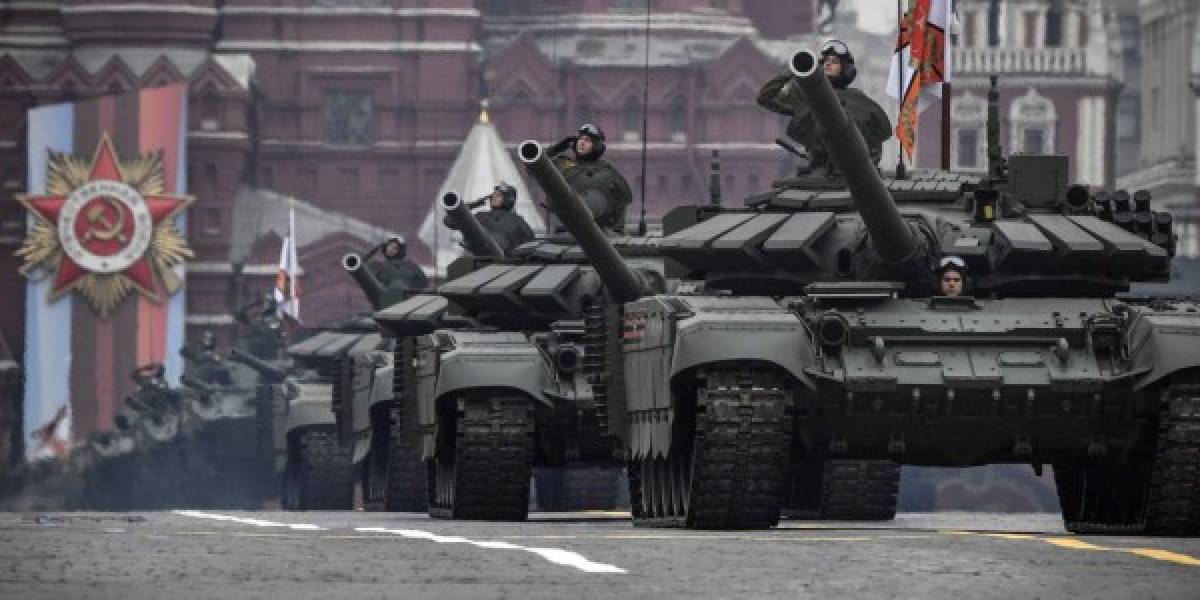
[917,0,1123,192]
[1,0,821,347]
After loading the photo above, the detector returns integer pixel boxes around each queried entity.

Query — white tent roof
[417,109,546,274]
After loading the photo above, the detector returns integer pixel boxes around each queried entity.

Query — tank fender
[417,331,550,461]
[668,299,815,389]
[284,381,337,435]
[1127,309,1200,389]
[430,332,552,408]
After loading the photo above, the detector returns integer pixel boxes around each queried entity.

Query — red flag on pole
[888,0,954,161]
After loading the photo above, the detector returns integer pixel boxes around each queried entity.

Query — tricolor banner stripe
[22,102,75,460]
[22,84,189,455]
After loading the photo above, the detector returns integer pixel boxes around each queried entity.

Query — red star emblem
[20,135,190,302]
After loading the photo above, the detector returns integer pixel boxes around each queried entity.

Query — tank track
[1058,377,1200,535]
[286,428,354,511]
[631,367,791,529]
[815,460,901,520]
[428,395,533,520]
[384,401,427,511]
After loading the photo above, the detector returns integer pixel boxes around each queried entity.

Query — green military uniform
[368,255,428,307]
[551,155,632,233]
[757,73,892,166]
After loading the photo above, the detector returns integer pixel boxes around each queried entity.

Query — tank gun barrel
[180,375,216,395]
[788,48,919,264]
[342,252,385,310]
[442,192,505,258]
[228,347,287,381]
[517,140,646,303]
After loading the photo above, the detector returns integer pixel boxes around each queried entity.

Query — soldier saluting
[444,182,535,256]
[758,39,893,168]
[364,236,428,306]
[547,124,632,233]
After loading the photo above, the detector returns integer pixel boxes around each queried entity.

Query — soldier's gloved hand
[549,136,576,156]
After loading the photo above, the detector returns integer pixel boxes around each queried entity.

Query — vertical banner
[17,85,192,457]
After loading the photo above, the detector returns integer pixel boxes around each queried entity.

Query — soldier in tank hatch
[758,39,893,168]
[446,182,535,256]
[236,292,286,359]
[182,330,233,385]
[365,236,428,306]
[937,256,968,297]
[547,123,633,233]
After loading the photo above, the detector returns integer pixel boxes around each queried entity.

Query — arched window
[623,96,641,141]
[952,91,987,172]
[1009,88,1056,155]
[670,95,687,142]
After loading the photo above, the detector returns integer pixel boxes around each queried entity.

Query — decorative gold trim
[14,138,194,318]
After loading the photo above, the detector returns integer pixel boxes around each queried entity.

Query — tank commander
[547,123,632,233]
[757,39,892,167]
[236,293,286,359]
[937,256,967,297]
[364,236,428,306]
[183,331,233,385]
[446,182,535,256]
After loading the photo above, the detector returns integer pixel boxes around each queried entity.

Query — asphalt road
[1,510,1198,600]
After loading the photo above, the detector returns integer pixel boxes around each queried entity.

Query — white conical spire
[417,102,545,274]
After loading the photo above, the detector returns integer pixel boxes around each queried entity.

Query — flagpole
[895,0,906,180]
[941,1,954,170]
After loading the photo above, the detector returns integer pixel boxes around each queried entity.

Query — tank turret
[342,252,385,310]
[442,192,505,258]
[229,348,288,382]
[787,48,923,267]
[518,140,649,304]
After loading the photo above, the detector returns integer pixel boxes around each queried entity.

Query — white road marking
[356,526,626,574]
[174,510,326,532]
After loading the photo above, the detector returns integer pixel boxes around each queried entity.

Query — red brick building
[0,0,819,353]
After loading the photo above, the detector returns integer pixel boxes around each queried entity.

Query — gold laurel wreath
[15,147,194,318]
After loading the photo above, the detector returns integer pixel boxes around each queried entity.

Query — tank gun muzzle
[517,140,647,304]
[342,251,385,309]
[788,48,921,265]
[442,192,505,258]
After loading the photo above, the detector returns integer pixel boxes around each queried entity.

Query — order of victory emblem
[16,135,194,317]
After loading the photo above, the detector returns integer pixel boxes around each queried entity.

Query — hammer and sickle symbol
[82,197,128,245]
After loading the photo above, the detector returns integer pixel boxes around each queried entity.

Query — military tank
[231,346,355,511]
[532,46,1199,535]
[372,191,661,520]
[331,255,427,512]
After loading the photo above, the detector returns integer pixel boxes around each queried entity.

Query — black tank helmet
[576,123,607,161]
[820,39,857,89]
[493,182,517,210]
[383,235,406,259]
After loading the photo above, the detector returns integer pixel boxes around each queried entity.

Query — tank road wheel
[284,427,354,511]
[631,367,792,529]
[1057,376,1200,535]
[428,394,533,521]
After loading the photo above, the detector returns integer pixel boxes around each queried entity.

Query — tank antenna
[636,1,651,236]
[986,75,1003,180]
